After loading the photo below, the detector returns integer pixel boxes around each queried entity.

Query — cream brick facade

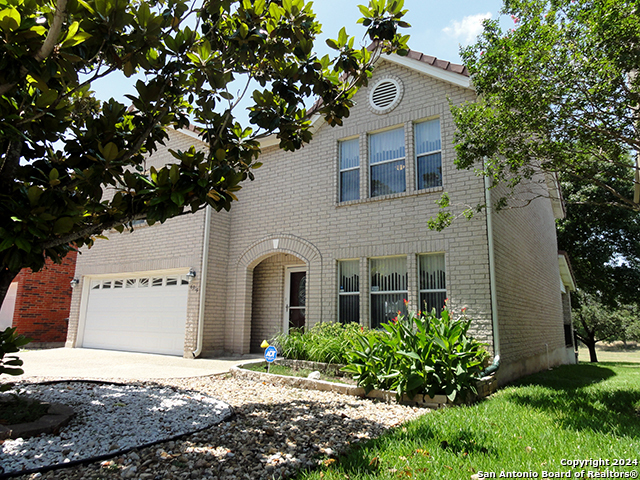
[67,54,575,384]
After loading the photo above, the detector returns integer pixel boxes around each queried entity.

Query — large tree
[0,0,410,306]
[557,161,640,361]
[557,161,640,308]
[572,291,635,362]
[448,0,640,219]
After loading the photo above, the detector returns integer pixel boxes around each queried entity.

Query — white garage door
[82,273,190,356]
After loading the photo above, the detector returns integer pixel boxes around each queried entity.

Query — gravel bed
[0,382,231,477]
[4,375,426,480]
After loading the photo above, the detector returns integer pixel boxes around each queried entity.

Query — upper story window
[339,138,360,202]
[369,128,406,198]
[415,119,442,189]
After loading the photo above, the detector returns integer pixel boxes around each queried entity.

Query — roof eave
[558,252,577,292]
[258,51,473,147]
[383,53,473,90]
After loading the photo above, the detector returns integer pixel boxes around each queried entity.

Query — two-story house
[65,51,577,385]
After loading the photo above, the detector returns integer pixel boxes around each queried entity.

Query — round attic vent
[369,78,403,114]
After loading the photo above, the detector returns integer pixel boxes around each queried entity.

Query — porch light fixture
[186,268,196,283]
[70,278,80,288]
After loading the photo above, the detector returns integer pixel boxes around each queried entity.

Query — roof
[403,49,469,77]
[558,251,577,292]
[175,48,471,147]
[259,49,471,148]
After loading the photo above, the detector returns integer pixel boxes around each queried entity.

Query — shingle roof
[404,49,469,77]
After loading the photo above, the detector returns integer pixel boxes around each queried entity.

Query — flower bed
[231,359,498,409]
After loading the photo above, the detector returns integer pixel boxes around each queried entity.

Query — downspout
[192,205,212,358]
[484,174,501,358]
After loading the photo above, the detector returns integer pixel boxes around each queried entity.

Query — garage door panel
[82,274,189,356]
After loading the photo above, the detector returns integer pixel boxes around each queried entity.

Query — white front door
[284,267,306,332]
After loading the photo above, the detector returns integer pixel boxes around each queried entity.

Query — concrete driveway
[9,348,262,381]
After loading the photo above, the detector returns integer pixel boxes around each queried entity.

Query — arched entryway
[228,235,322,354]
[249,253,306,353]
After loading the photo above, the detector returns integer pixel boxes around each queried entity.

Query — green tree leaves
[451,0,640,213]
[0,0,410,306]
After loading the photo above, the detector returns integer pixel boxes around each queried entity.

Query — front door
[285,267,306,332]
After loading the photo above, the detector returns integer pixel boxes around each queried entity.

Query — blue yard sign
[264,345,277,363]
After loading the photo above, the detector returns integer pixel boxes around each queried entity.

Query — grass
[578,342,640,363]
[241,362,356,385]
[0,395,49,425]
[296,362,640,480]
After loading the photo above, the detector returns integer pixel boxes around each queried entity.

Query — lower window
[338,260,360,324]
[418,253,446,316]
[370,256,407,328]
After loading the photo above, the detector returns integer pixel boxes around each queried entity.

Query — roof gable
[259,49,471,148]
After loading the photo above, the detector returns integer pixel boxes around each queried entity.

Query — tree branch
[0,0,69,96]
[0,141,23,193]
[35,0,69,62]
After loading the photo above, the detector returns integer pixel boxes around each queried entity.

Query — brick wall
[490,179,568,383]
[66,129,212,357]
[12,250,77,344]
[224,59,495,354]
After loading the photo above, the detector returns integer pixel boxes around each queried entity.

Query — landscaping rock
[4,375,424,480]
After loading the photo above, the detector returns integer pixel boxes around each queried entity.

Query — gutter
[484,174,501,358]
[192,205,212,358]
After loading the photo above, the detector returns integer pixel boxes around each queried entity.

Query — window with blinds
[369,128,406,197]
[415,119,442,189]
[370,256,407,328]
[338,260,360,324]
[339,138,360,202]
[419,254,447,316]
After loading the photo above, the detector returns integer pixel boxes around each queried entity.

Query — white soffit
[382,53,473,90]
[545,172,566,220]
[558,255,576,292]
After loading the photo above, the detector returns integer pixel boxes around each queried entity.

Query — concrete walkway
[10,348,263,381]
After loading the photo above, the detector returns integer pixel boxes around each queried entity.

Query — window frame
[369,256,408,329]
[338,137,360,202]
[415,118,443,190]
[368,127,406,198]
[418,253,447,316]
[338,259,360,324]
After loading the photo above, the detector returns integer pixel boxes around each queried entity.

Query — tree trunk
[585,341,599,363]
[0,268,19,312]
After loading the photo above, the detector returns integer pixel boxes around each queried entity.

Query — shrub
[341,307,488,403]
[271,322,377,364]
[1,327,31,392]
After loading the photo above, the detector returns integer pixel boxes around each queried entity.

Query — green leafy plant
[0,395,48,425]
[342,306,488,402]
[271,322,379,364]
[0,327,31,392]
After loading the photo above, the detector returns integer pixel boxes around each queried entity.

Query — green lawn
[578,343,640,363]
[297,363,640,480]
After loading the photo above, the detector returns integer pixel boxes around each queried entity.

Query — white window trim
[339,137,361,203]
[415,118,443,190]
[369,127,407,198]
[338,259,360,324]
[369,256,408,327]
[417,253,447,313]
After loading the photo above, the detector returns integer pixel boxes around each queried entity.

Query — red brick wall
[13,251,77,343]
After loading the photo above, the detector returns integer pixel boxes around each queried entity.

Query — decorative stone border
[231,359,498,409]
[0,402,75,440]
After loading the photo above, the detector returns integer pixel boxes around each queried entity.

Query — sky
[91,1,506,110]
